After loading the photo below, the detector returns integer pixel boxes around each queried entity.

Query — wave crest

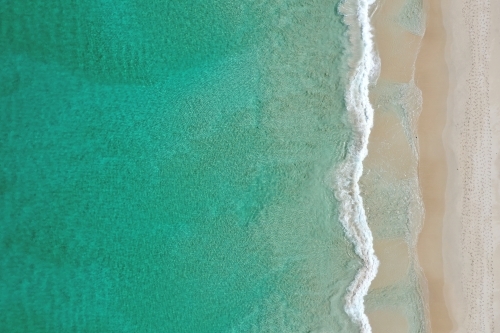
[333,0,379,331]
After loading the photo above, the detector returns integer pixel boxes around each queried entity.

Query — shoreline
[335,0,382,330]
[414,0,453,331]
[353,0,499,330]
[362,0,429,330]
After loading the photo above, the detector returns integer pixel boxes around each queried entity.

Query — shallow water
[361,80,428,333]
[0,0,367,332]
[0,0,430,331]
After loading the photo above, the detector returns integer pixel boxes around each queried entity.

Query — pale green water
[0,0,367,332]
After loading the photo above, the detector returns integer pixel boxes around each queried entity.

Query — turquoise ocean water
[0,0,425,332]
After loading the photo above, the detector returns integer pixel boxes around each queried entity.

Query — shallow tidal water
[0,1,367,332]
[1,0,432,331]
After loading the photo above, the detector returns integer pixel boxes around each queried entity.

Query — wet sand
[363,0,426,330]
[414,0,453,331]
[364,0,463,330]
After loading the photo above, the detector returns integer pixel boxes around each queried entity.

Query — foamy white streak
[334,0,379,332]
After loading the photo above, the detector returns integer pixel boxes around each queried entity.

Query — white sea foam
[333,0,379,331]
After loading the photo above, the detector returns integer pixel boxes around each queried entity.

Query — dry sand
[439,0,500,331]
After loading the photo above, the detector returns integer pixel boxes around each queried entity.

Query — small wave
[333,0,379,331]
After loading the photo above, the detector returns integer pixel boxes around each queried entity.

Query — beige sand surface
[440,0,500,331]
[486,3,500,331]
[414,0,453,331]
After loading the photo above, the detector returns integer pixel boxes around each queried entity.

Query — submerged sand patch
[368,309,409,333]
[370,239,410,289]
[363,0,429,331]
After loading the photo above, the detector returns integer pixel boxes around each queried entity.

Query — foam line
[334,0,379,331]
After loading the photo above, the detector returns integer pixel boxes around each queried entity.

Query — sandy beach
[362,0,500,331]
[438,0,500,331]
[414,0,453,331]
